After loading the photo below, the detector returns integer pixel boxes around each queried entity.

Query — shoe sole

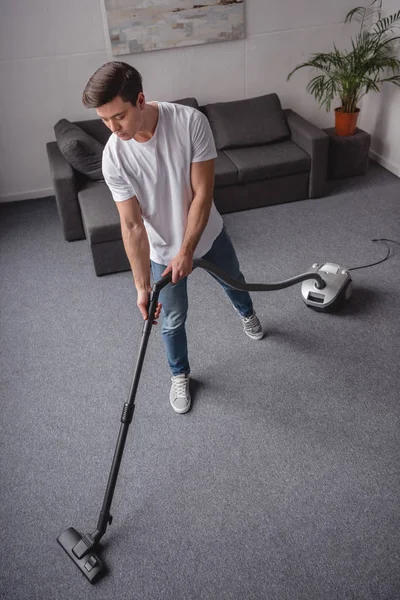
[244,330,264,340]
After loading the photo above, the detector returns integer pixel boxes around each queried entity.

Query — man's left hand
[161,250,194,284]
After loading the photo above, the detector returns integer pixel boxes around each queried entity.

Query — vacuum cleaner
[57,258,352,582]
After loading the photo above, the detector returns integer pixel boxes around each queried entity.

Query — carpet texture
[1,162,399,600]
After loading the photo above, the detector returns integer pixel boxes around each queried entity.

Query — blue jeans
[150,225,253,376]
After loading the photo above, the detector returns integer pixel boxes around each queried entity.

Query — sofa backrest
[54,95,291,184]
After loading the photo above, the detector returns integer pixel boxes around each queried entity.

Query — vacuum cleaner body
[301,262,352,312]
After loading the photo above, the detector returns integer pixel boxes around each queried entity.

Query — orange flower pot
[334,107,360,136]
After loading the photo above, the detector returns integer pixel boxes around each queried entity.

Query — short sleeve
[102,147,136,202]
[191,111,218,163]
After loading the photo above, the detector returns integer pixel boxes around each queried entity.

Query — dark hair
[82,61,143,108]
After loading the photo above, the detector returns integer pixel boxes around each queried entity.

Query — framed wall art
[104,0,245,55]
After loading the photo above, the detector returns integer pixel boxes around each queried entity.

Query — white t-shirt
[102,101,223,264]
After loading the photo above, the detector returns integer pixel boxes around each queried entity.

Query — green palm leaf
[345,6,367,24]
[373,11,400,35]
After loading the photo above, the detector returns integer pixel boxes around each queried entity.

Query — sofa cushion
[214,151,238,187]
[55,119,105,180]
[203,94,291,151]
[78,181,120,245]
[224,140,311,184]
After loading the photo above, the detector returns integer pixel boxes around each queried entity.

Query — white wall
[358,0,400,177]
[0,0,361,202]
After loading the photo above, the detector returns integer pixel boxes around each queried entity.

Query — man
[82,61,263,414]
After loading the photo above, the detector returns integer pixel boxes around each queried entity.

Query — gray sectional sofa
[46,94,329,276]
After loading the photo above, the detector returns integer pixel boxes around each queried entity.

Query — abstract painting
[104,0,245,55]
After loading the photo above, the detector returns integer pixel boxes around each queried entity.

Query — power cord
[348,238,400,271]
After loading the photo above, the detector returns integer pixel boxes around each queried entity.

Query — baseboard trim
[369,150,400,178]
[0,188,54,203]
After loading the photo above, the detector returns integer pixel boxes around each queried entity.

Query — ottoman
[78,181,130,276]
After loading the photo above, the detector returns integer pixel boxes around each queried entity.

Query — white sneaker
[170,374,191,414]
[241,311,264,340]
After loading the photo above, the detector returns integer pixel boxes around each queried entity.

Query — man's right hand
[137,289,162,323]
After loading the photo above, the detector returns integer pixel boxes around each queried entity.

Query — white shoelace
[173,377,189,398]
[243,313,260,331]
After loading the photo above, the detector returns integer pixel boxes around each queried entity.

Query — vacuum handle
[153,270,173,293]
[141,271,173,335]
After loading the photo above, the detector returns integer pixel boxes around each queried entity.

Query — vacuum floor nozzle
[57,527,105,583]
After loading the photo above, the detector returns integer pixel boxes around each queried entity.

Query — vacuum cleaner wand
[57,272,172,583]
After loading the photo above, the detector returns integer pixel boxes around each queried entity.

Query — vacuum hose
[153,258,326,294]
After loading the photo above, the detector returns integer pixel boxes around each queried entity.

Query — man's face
[96,94,144,140]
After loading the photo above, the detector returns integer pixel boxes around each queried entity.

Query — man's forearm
[121,224,151,291]
[180,191,213,255]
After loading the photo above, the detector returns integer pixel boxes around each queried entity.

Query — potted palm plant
[287,0,400,136]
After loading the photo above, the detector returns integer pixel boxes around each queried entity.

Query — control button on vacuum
[84,561,93,572]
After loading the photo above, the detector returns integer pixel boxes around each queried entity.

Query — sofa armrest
[46,141,85,241]
[284,109,329,198]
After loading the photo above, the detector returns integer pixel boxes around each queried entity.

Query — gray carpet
[1,162,399,600]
